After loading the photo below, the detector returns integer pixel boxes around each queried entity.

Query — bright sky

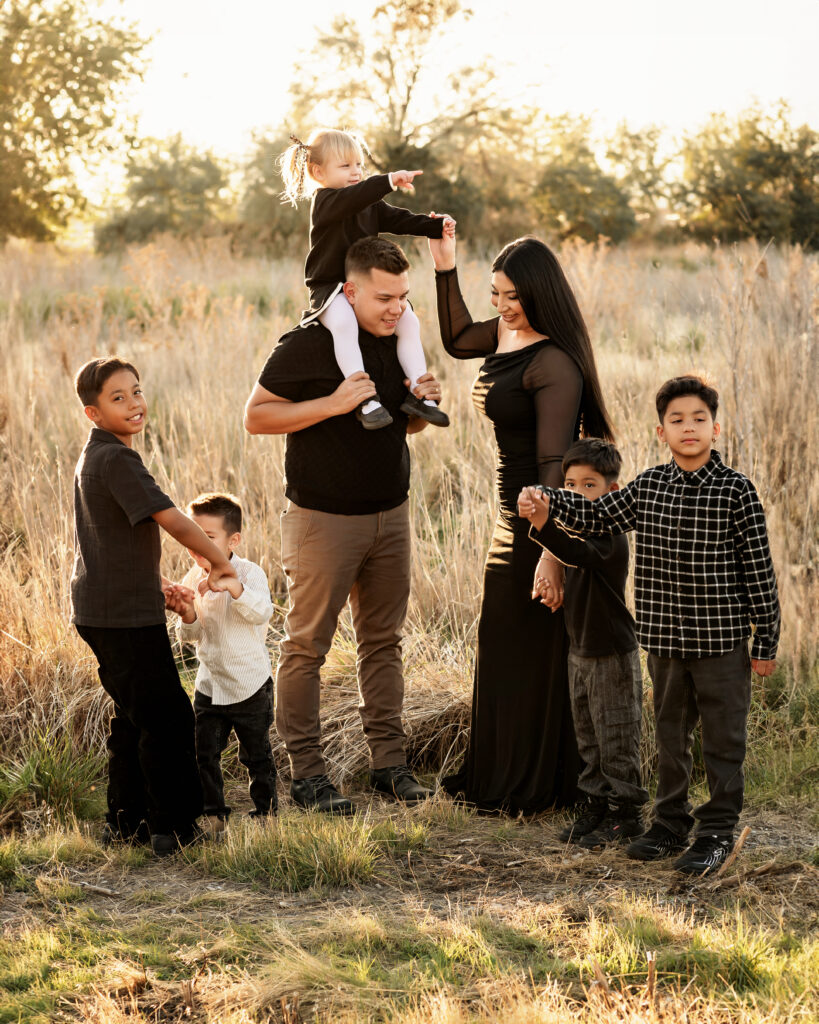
[103,0,818,159]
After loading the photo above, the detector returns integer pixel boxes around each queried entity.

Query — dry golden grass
[0,235,817,797]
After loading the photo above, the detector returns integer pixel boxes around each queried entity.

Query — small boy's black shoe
[673,834,733,876]
[625,823,689,861]
[579,805,644,849]
[399,393,450,427]
[356,399,393,430]
[369,764,431,803]
[558,800,607,843]
[290,774,355,815]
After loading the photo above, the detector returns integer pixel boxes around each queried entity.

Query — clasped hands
[516,486,563,612]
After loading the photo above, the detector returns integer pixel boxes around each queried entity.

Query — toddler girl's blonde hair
[279,128,368,207]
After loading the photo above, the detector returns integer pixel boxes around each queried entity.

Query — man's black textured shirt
[258,322,412,515]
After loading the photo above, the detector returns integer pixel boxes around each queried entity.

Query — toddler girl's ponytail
[279,134,310,207]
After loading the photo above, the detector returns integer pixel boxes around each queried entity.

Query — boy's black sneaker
[579,805,643,849]
[673,834,733,876]
[290,774,355,815]
[150,825,207,858]
[558,800,607,843]
[625,823,688,861]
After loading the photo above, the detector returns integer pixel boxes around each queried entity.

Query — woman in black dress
[430,232,614,813]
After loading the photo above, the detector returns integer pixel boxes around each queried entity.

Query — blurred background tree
[94,135,230,251]
[676,104,819,247]
[0,0,145,241]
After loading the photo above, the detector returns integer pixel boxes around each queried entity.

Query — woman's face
[490,270,531,332]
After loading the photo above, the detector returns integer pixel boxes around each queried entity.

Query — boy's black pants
[76,623,203,836]
[194,679,278,818]
[647,642,751,838]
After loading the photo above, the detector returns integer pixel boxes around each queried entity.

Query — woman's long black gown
[437,268,583,813]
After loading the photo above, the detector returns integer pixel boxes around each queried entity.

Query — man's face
[342,268,410,336]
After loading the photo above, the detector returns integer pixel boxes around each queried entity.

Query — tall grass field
[0,237,817,1023]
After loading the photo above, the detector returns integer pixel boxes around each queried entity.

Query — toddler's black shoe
[290,774,355,815]
[370,764,431,803]
[625,823,688,861]
[579,805,643,849]
[558,800,607,843]
[673,834,733,876]
[399,393,450,427]
[356,398,393,430]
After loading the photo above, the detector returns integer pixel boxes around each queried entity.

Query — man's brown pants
[276,500,411,780]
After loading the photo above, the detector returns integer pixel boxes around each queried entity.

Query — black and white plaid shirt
[541,452,780,660]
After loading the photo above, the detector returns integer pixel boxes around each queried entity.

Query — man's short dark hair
[345,236,410,279]
[187,492,242,534]
[656,375,719,421]
[75,356,139,406]
[562,438,622,484]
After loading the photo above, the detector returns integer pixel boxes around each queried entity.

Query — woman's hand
[428,213,456,270]
[533,555,564,612]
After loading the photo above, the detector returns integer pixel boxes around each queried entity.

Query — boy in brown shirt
[72,357,236,856]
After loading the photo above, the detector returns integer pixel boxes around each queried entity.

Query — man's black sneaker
[399,393,450,427]
[673,834,734,876]
[579,806,644,849]
[290,774,355,815]
[625,823,688,861]
[369,764,431,803]
[356,399,393,430]
[558,800,607,843]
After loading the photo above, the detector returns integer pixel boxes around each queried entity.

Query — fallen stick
[72,879,121,897]
[709,859,803,891]
[714,824,752,878]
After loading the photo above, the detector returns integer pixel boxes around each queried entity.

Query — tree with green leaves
[0,0,146,242]
[677,104,819,248]
[284,0,522,240]
[531,117,636,243]
[94,136,230,252]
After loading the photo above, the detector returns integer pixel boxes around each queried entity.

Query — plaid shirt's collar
[669,450,723,487]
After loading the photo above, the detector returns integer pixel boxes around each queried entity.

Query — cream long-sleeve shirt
[176,554,274,705]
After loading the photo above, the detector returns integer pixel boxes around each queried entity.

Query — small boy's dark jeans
[76,623,204,837]
[647,642,751,838]
[194,679,278,818]
[568,648,648,808]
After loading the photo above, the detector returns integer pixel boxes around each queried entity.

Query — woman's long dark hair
[492,236,614,441]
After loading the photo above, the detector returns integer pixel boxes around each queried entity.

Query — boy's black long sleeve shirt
[540,452,780,661]
[530,520,637,657]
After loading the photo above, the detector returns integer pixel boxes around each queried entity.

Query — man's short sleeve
[257,330,311,402]
[106,448,174,526]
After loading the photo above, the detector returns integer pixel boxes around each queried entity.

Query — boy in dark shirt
[523,439,648,848]
[518,376,780,876]
[71,357,237,856]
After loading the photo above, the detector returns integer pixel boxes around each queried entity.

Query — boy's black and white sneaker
[579,805,643,849]
[625,823,688,861]
[673,834,733,876]
[291,774,355,815]
[399,393,450,427]
[558,800,607,844]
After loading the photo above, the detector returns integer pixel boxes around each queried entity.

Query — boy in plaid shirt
[518,375,780,875]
